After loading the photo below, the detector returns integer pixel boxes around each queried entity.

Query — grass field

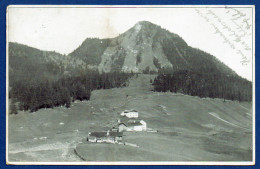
[8,74,253,162]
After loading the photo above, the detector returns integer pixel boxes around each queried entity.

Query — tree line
[152,70,252,102]
[9,71,133,114]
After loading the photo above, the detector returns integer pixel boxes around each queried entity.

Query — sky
[7,6,254,81]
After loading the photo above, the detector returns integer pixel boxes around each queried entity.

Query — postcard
[6,5,255,165]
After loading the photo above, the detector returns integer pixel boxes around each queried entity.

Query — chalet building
[87,130,123,143]
[120,109,139,118]
[118,120,147,132]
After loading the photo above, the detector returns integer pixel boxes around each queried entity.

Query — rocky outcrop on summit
[70,21,236,75]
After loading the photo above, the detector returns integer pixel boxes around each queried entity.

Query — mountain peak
[137,20,154,25]
[132,21,160,34]
[134,21,158,28]
[70,20,236,77]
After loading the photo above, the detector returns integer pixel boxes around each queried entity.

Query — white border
[6,5,9,166]
[6,5,255,166]
[252,4,256,165]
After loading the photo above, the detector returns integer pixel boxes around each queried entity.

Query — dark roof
[89,131,123,138]
[109,132,123,137]
[127,110,138,113]
[119,123,127,126]
[119,121,143,127]
[127,122,143,126]
[123,109,138,113]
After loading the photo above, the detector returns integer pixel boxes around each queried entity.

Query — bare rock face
[69,21,236,75]
[96,21,189,73]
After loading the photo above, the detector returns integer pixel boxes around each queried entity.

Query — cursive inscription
[195,8,252,65]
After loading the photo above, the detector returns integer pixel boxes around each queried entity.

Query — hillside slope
[8,75,252,162]
[9,42,68,81]
[76,75,252,161]
[9,42,92,84]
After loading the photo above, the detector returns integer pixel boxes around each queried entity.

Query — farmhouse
[87,130,123,143]
[118,120,147,132]
[120,109,139,118]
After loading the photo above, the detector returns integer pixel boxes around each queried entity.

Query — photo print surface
[6,5,255,165]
